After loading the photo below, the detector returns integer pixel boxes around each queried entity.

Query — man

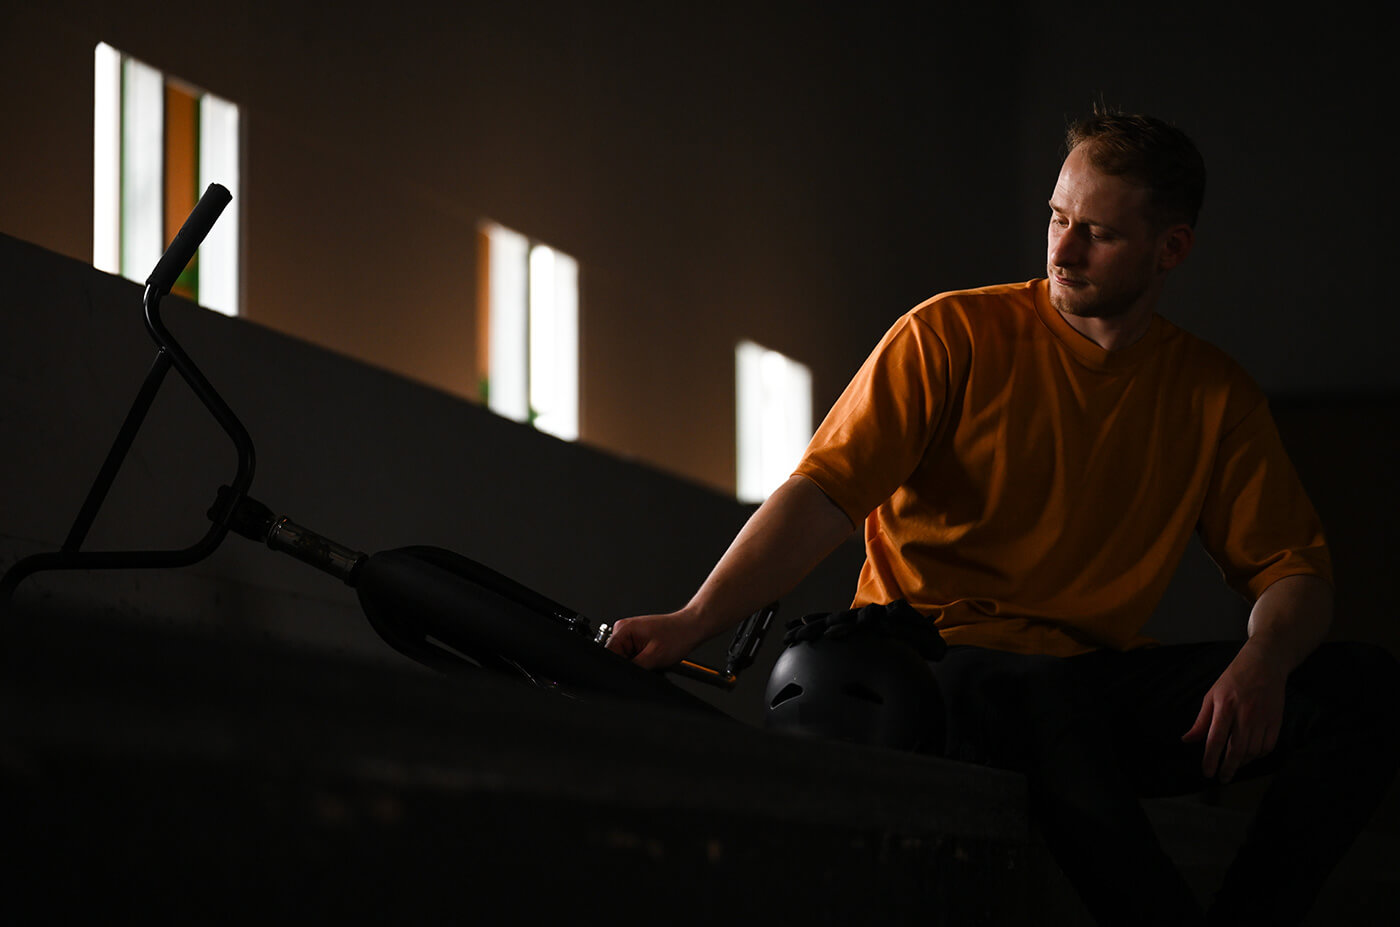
[607,108,1399,925]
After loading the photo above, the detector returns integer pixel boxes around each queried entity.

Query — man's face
[1046,145,1166,320]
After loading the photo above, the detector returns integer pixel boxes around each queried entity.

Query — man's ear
[1158,223,1194,272]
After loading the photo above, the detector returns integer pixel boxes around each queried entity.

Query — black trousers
[928,640,1400,927]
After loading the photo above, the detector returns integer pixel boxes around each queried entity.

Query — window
[477,222,579,441]
[736,340,813,503]
[94,42,240,316]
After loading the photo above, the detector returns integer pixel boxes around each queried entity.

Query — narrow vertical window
[92,43,122,275]
[479,222,579,441]
[736,341,813,503]
[198,93,240,316]
[119,53,164,282]
[528,244,579,441]
[93,42,240,315]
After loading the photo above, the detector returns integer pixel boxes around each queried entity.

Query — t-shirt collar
[1031,278,1162,371]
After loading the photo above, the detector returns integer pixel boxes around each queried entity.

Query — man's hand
[1182,643,1288,783]
[1181,572,1332,783]
[607,475,855,672]
[605,611,709,671]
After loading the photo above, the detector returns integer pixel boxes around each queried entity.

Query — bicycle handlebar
[146,183,231,298]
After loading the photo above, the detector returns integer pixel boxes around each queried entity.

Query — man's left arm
[1182,573,1333,782]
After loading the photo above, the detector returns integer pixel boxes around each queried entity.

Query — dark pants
[928,641,1400,927]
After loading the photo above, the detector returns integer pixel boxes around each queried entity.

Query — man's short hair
[1065,105,1207,230]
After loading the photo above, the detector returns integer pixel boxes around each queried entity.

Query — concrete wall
[0,232,864,724]
[2,3,1390,490]
[0,0,1027,497]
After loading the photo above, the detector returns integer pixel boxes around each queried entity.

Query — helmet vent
[769,682,804,707]
[843,682,885,704]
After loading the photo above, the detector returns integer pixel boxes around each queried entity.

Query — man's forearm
[682,474,856,639]
[606,475,856,669]
[1186,573,1334,780]
[1242,573,1334,673]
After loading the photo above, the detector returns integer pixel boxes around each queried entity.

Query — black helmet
[763,601,945,753]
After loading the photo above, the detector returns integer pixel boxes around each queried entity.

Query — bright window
[478,222,579,441]
[94,42,240,316]
[736,341,813,503]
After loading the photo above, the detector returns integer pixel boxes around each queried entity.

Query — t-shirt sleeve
[793,314,950,526]
[1196,385,1333,600]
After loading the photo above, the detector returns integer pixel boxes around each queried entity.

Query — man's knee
[1298,641,1400,701]
[1291,641,1400,757]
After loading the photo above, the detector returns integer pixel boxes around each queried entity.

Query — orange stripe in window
[164,81,199,300]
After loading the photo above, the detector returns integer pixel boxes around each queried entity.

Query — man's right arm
[605,474,857,670]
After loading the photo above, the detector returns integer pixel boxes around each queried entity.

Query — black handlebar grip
[145,183,232,297]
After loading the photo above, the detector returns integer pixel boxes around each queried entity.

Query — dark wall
[1,3,1393,495]
[0,1,1029,496]
[1010,3,1397,395]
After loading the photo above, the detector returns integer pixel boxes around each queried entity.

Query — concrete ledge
[3,610,1395,924]
[1,609,1055,923]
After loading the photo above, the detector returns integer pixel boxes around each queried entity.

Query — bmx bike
[0,184,774,716]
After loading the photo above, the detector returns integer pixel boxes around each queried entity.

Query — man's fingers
[1222,719,1278,783]
[1182,699,1213,743]
[1188,657,1289,784]
[1221,730,1261,783]
[604,620,636,657]
[1219,734,1244,783]
[1262,720,1280,758]
[1202,710,1231,780]
[630,639,664,670]
[1202,732,1226,780]
[603,612,704,671]
[605,620,671,669]
[1184,693,1232,778]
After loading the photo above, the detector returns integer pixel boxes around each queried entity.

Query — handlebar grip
[145,183,232,297]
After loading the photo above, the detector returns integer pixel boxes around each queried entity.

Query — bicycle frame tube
[1,185,243,605]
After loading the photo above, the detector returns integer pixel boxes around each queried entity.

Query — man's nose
[1049,228,1083,267]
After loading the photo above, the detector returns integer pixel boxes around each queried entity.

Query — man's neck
[1056,304,1155,352]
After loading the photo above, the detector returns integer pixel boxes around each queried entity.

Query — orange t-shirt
[794,279,1331,656]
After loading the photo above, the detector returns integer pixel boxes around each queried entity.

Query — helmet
[764,619,944,753]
